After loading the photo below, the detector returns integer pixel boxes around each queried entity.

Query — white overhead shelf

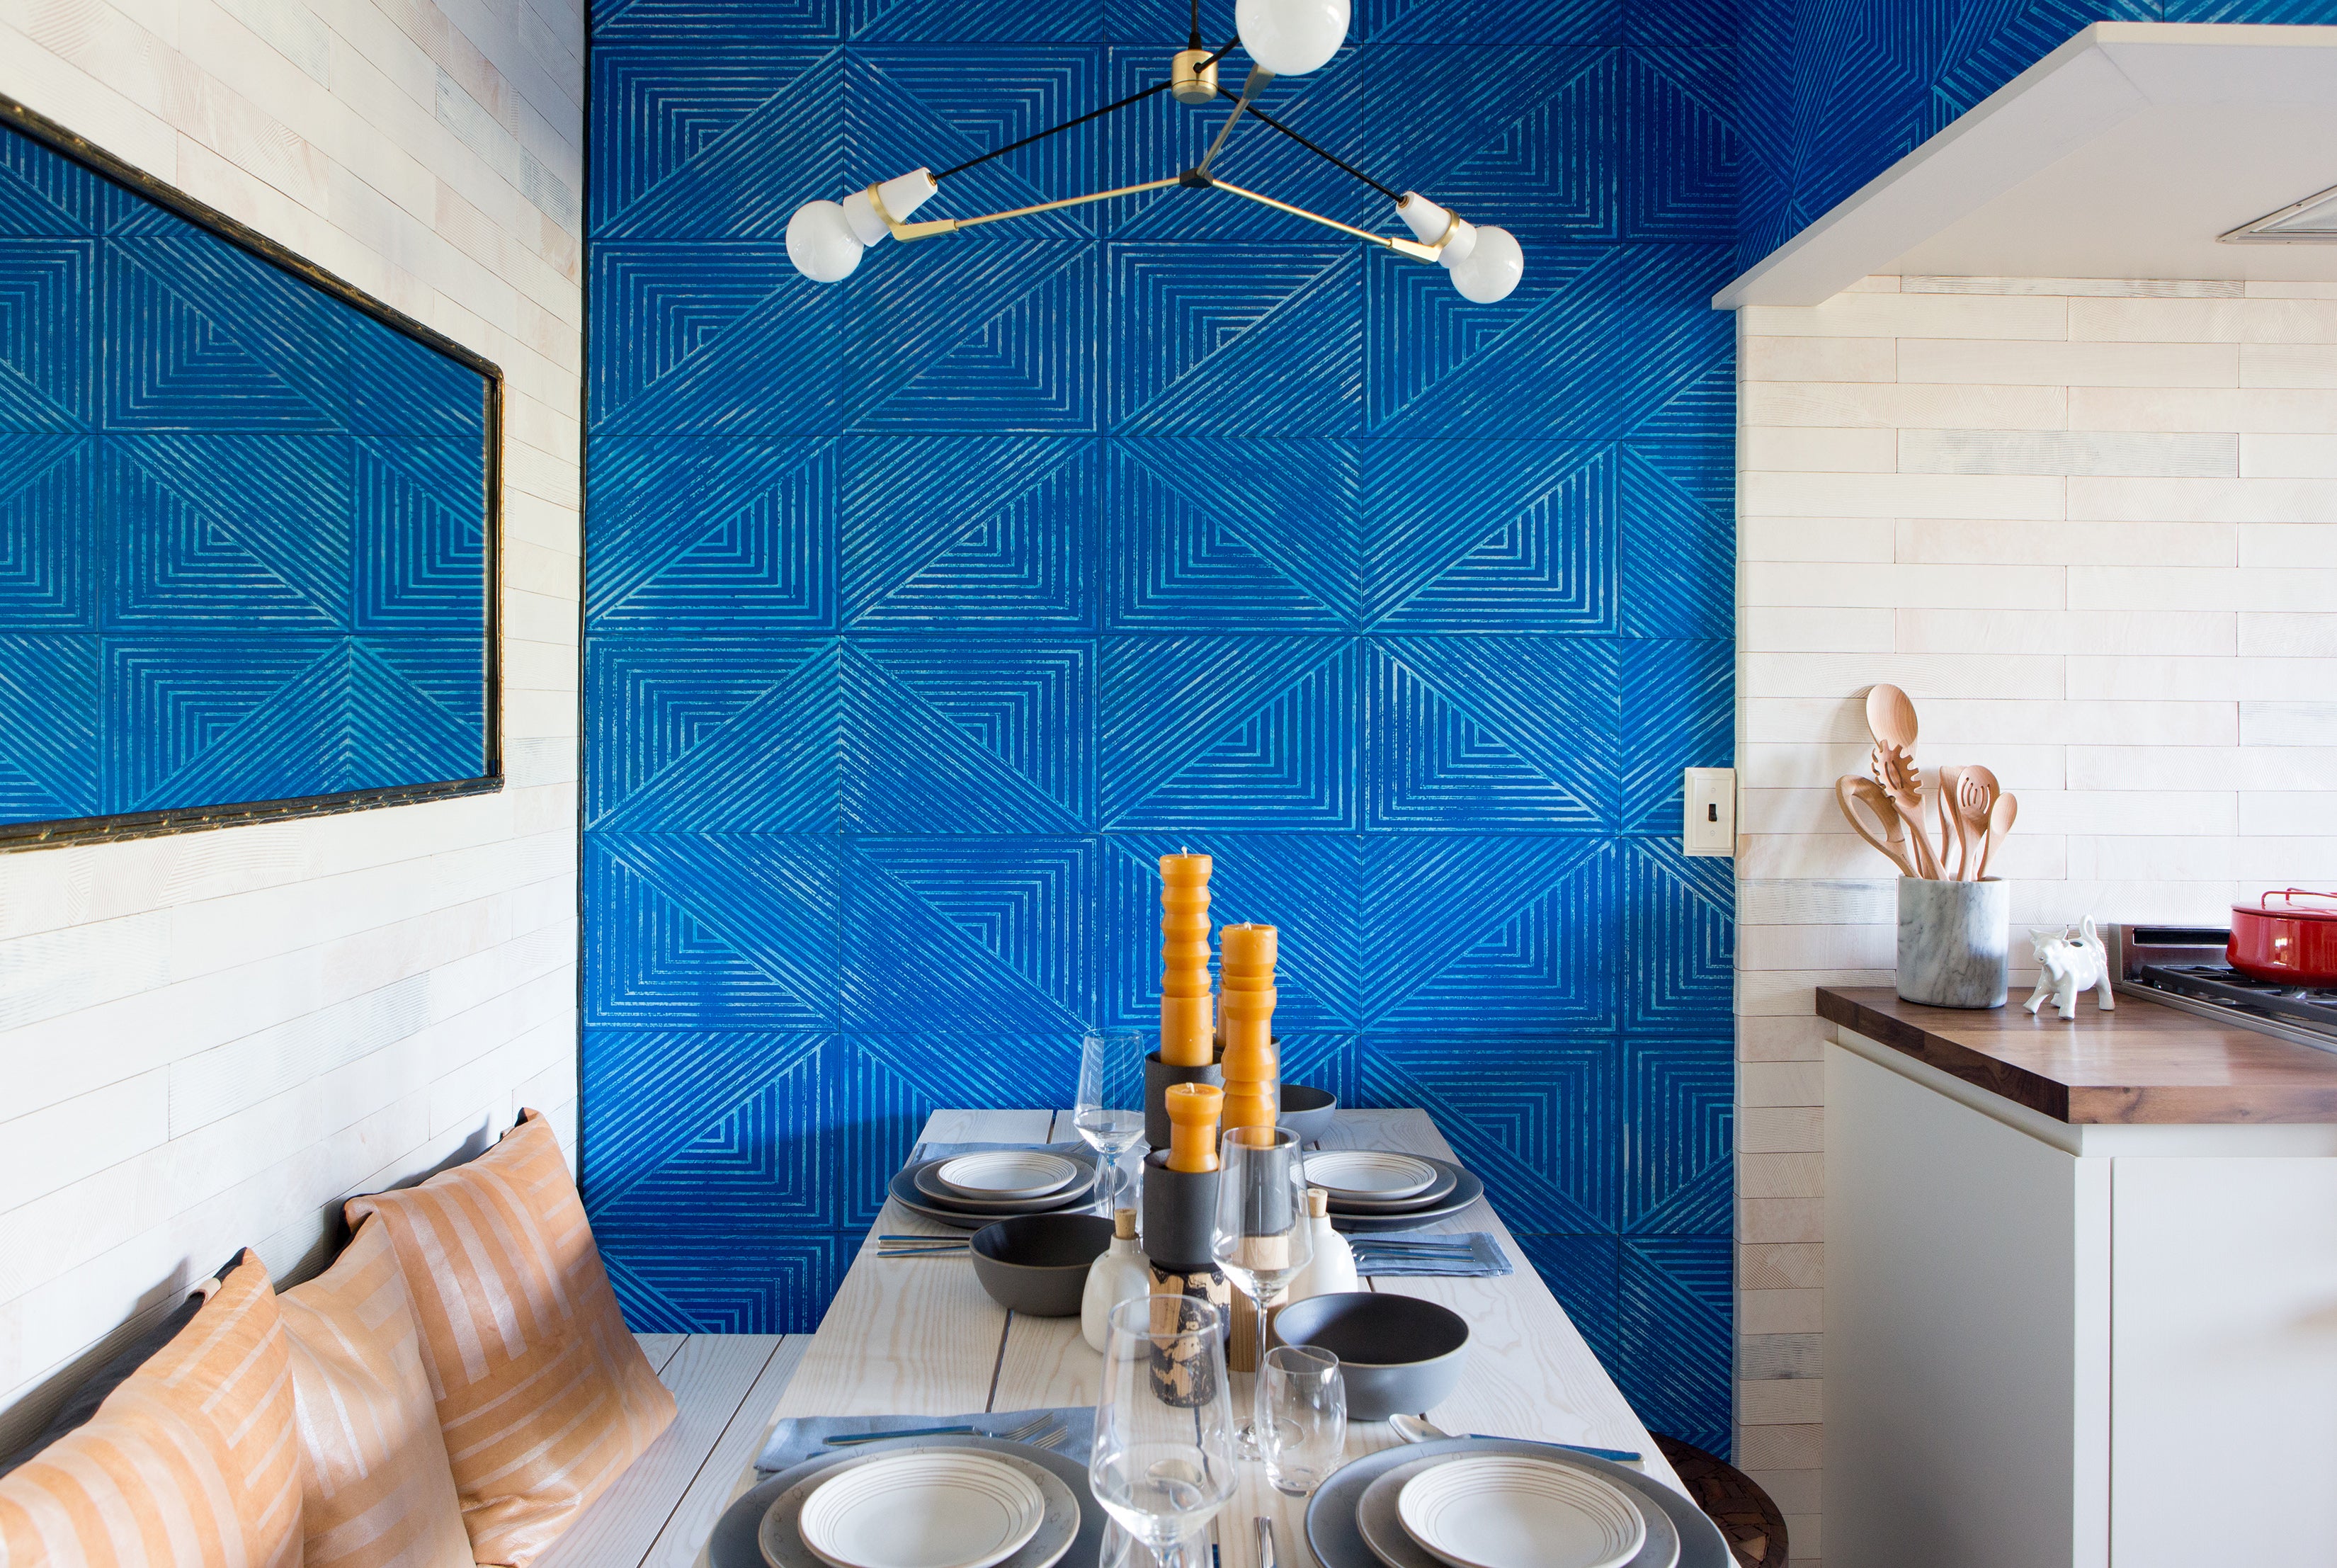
[1714,22,2337,308]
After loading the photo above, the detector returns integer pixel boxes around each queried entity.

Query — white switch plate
[1683,767,1735,857]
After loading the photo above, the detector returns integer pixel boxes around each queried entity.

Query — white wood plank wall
[0,0,584,1450]
[1733,273,2337,1567]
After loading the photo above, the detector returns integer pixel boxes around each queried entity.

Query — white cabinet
[1825,1033,2337,1568]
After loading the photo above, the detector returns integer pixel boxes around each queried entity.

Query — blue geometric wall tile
[1362,835,1620,1027]
[1625,0,1731,42]
[1100,49,1369,240]
[843,637,1091,830]
[104,635,345,812]
[0,632,98,819]
[1621,48,1736,242]
[1365,635,1617,830]
[1362,441,1615,630]
[0,435,93,627]
[1618,638,1729,834]
[581,1029,835,1220]
[841,837,1096,1031]
[588,636,839,831]
[1101,832,1362,1029]
[584,832,841,1028]
[0,135,101,236]
[1106,244,1360,436]
[841,436,1093,627]
[591,244,838,434]
[2168,0,2337,16]
[1617,1236,1732,1453]
[352,438,487,632]
[601,1227,854,1335]
[347,313,489,437]
[592,47,842,239]
[591,437,838,632]
[348,639,488,783]
[0,241,92,431]
[844,237,1099,432]
[1619,439,1730,640]
[1360,1033,1621,1232]
[1352,0,1620,45]
[1510,1233,1622,1368]
[837,1032,1084,1225]
[103,435,348,630]
[103,238,346,431]
[858,0,1102,38]
[1104,438,1358,631]
[594,0,846,42]
[1274,1033,1360,1110]
[1365,242,1735,437]
[1360,47,1617,242]
[848,49,1104,233]
[1623,1033,1732,1233]
[1098,635,1355,829]
[1623,837,1733,1030]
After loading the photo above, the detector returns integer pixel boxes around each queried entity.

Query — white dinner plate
[797,1450,1048,1568]
[936,1152,1080,1201]
[1357,1458,1678,1568]
[1397,1455,1647,1568]
[1303,1151,1438,1200]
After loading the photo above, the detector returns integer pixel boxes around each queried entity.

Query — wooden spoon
[1870,743,1940,878]
[1865,684,1919,753]
[1977,791,2017,880]
[1956,766,1998,882]
[1934,763,1967,880]
[1836,776,1919,878]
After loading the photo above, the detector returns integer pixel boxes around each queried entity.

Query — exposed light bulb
[1236,0,1348,75]
[1448,224,1522,303]
[1394,192,1477,267]
[786,200,863,282]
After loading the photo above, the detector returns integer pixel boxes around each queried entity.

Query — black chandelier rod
[1232,94,1402,203]
[937,38,1241,178]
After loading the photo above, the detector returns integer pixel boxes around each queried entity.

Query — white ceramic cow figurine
[2026,916,2117,1021]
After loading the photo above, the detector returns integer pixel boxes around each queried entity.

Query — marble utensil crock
[1897,876,2008,1009]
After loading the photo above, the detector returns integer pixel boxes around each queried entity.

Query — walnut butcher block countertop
[1816,986,2337,1125]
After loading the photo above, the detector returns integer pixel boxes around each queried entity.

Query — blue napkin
[754,1407,1097,1475]
[1348,1232,1513,1278]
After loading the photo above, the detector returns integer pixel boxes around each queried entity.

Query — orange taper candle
[1218,924,1278,1132]
[1159,853,1214,1067]
[1164,1083,1223,1172]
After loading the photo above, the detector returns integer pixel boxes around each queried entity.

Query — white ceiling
[1715,23,2337,308]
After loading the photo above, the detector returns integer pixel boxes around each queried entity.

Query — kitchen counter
[1815,985,2337,1125]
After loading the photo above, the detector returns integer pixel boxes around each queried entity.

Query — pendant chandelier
[783,0,1524,303]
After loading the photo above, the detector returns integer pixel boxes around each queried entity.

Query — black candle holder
[1139,1148,1219,1271]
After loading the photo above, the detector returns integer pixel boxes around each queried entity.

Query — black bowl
[1269,1291,1469,1420]
[969,1214,1115,1317]
[1279,1082,1338,1143]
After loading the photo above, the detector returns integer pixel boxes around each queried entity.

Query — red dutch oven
[2229,890,2337,987]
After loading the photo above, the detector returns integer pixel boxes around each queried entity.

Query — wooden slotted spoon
[1955,766,1999,882]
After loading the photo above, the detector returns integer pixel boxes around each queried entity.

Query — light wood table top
[1819,985,2337,1124]
[676,1105,1683,1568]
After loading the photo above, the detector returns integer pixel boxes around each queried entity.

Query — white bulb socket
[1395,193,1479,268]
[1448,224,1523,303]
[1236,0,1348,75]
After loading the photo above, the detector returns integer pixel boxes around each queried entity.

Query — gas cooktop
[2115,926,2337,1052]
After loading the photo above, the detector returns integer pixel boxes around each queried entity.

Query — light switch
[1683,767,1735,858]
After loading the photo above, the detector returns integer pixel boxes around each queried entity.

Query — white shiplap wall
[0,0,582,1448]
[1733,273,2337,1566]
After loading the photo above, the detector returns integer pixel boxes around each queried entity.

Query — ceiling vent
[2222,181,2337,243]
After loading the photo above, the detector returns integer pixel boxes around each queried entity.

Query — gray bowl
[969,1214,1115,1317]
[1279,1082,1338,1144]
[1270,1292,1469,1420]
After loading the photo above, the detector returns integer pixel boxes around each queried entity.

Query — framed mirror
[0,95,500,851]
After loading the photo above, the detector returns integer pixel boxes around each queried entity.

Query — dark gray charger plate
[1307,1437,1729,1568]
[1328,1161,1486,1233]
[712,1433,1107,1568]
[888,1163,1098,1230]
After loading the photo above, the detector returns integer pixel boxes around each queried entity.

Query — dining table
[538,1105,1688,1568]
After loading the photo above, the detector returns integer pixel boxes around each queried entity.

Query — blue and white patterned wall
[585,0,1738,1448]
[1736,0,2337,271]
[0,125,491,824]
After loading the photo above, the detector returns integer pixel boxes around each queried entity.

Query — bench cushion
[0,1249,302,1568]
[348,1108,676,1567]
[280,1215,473,1568]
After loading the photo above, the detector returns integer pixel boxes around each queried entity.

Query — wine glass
[1092,1295,1237,1568]
[1210,1125,1312,1456]
[1075,1030,1148,1211]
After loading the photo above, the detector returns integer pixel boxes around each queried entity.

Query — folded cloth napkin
[755,1407,1097,1475]
[1348,1232,1513,1278]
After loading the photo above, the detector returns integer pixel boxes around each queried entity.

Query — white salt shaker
[1284,1188,1355,1300]
[1081,1208,1152,1352]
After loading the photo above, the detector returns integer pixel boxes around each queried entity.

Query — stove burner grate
[2135,963,2337,1035]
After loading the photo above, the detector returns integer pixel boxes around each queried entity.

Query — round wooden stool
[1650,1434,1788,1568]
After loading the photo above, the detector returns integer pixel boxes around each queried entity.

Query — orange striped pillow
[348,1108,676,1567]
[0,1249,302,1568]
[280,1215,473,1568]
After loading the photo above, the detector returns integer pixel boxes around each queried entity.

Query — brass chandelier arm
[877,174,1189,240]
[1207,178,1442,261]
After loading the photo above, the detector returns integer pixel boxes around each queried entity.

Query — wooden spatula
[1836,776,1919,879]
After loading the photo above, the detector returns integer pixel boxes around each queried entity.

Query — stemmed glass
[1210,1125,1312,1457]
[1092,1295,1238,1568]
[1074,1030,1148,1212]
